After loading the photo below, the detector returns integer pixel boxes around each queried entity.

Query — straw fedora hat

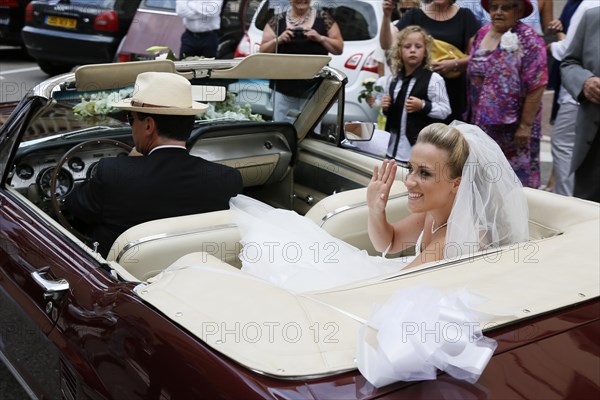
[115,72,208,116]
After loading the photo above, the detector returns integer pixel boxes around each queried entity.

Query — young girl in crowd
[371,25,451,164]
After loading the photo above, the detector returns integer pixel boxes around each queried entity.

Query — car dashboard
[9,136,133,215]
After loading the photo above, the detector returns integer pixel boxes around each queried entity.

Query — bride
[230,122,529,292]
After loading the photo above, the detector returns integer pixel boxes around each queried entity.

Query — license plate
[46,15,77,29]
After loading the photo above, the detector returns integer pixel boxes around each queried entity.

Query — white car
[234,0,382,125]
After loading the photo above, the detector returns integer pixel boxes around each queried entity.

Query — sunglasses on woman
[489,3,518,12]
[126,112,135,125]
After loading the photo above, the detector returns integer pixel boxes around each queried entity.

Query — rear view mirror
[344,122,375,141]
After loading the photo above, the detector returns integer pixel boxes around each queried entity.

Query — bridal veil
[445,121,529,259]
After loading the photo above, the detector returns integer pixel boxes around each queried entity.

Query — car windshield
[143,0,175,10]
[19,76,326,145]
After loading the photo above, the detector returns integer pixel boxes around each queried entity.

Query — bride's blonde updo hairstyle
[417,123,469,179]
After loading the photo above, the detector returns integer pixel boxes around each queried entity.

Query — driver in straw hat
[65,72,243,258]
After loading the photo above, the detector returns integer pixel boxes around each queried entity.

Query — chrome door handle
[31,267,69,299]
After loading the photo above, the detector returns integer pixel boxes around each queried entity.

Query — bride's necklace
[287,7,313,26]
[431,219,448,235]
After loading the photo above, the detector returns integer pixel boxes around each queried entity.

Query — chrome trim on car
[32,73,75,100]
[136,8,177,17]
[317,192,407,227]
[528,219,563,235]
[248,365,357,381]
[115,223,238,263]
[321,65,347,82]
[175,59,240,71]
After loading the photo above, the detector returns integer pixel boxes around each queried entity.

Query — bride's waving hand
[367,159,425,257]
[366,159,397,214]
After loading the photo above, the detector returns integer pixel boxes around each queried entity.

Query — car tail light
[94,11,119,32]
[25,2,33,23]
[344,53,363,70]
[234,33,251,58]
[361,51,379,74]
[0,0,19,7]
[117,53,132,63]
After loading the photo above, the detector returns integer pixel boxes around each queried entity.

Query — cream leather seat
[106,210,241,281]
[305,181,409,256]
[304,185,563,257]
[107,185,564,282]
[107,184,408,281]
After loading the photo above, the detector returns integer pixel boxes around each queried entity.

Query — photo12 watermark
[199,321,340,345]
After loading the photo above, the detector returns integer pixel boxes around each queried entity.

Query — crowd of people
[174,0,598,202]
[366,0,598,202]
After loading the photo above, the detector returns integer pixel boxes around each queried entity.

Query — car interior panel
[189,121,296,186]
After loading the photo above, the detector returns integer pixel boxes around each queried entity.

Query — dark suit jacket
[65,148,243,257]
[560,6,600,173]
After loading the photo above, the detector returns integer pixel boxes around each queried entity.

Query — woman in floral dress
[465,0,547,188]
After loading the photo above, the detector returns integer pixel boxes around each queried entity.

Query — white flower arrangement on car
[72,88,134,118]
[72,87,263,121]
[500,30,519,52]
[198,92,263,121]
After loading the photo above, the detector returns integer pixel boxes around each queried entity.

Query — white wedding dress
[230,194,420,293]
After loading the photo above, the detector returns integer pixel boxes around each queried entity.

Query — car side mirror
[344,122,375,141]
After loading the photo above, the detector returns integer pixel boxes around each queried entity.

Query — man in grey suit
[561,6,600,202]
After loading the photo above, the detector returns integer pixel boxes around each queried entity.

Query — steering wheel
[50,139,133,242]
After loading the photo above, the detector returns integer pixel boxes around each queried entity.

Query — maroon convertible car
[0,55,599,399]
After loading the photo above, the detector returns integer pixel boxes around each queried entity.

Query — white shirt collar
[148,145,187,155]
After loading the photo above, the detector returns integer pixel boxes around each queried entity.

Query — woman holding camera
[260,0,343,122]
[259,0,343,55]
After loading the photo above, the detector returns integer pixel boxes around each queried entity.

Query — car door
[290,79,382,215]
[0,97,89,399]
